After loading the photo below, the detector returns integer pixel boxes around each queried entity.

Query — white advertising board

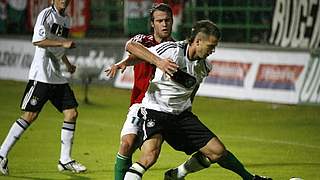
[198,48,310,104]
[114,47,312,104]
[0,39,34,81]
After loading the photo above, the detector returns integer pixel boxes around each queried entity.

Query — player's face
[151,10,173,40]
[195,34,219,59]
[54,0,70,11]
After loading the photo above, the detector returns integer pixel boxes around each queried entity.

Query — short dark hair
[189,20,221,43]
[149,3,173,22]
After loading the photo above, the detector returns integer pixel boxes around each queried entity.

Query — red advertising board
[206,60,251,86]
[254,64,304,90]
[27,0,90,37]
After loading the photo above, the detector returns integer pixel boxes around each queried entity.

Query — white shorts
[120,103,143,138]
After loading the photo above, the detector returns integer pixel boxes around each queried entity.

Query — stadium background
[0,0,319,105]
[0,0,320,179]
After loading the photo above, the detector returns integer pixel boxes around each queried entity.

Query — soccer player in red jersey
[105,3,177,180]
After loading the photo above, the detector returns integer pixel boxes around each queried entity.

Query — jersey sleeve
[32,9,50,43]
[129,34,147,43]
[125,34,147,49]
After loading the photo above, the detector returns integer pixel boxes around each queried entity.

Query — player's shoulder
[176,41,188,50]
[130,34,150,42]
[38,6,54,17]
[130,34,159,47]
[155,41,187,55]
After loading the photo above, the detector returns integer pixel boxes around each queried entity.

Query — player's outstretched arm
[105,55,142,78]
[33,39,76,49]
[126,41,179,76]
[62,55,76,74]
[105,61,126,78]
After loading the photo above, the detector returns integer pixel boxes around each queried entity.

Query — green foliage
[0,80,319,179]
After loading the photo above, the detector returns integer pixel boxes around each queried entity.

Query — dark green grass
[0,80,319,180]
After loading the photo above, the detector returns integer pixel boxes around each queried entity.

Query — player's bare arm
[62,55,76,74]
[126,41,178,76]
[105,62,126,78]
[105,55,144,78]
[33,39,75,49]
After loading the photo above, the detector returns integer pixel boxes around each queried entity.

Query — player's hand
[67,64,76,74]
[157,58,179,76]
[62,40,76,49]
[105,63,127,78]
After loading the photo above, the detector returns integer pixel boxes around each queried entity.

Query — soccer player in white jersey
[0,0,86,175]
[122,20,272,180]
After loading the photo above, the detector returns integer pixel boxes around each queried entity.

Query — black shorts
[138,108,216,155]
[20,80,78,113]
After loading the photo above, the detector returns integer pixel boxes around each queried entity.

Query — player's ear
[195,32,206,46]
[194,33,202,46]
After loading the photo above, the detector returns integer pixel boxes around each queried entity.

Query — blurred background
[0,0,319,105]
[0,0,274,43]
[0,2,319,179]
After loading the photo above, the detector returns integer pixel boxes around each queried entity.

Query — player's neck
[154,35,171,44]
[187,44,197,61]
[53,4,66,16]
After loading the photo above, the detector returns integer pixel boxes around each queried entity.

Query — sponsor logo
[254,64,304,90]
[205,60,251,86]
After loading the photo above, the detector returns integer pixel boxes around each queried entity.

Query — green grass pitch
[0,80,319,180]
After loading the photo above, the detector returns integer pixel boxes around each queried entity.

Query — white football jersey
[29,5,71,84]
[141,41,212,114]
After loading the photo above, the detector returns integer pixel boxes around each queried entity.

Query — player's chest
[47,15,69,38]
[177,57,206,80]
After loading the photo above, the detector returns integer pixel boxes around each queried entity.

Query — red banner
[206,61,251,86]
[254,64,304,90]
[27,0,90,38]
[68,0,90,37]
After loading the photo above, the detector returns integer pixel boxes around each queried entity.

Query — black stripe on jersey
[41,10,50,25]
[41,9,53,25]
[51,5,56,12]
[182,43,188,56]
[157,45,177,55]
[156,42,177,53]
[156,43,177,55]
[177,43,185,49]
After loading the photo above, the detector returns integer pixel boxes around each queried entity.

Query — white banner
[114,52,134,89]
[299,51,320,104]
[269,0,320,48]
[0,38,116,82]
[198,48,310,104]
[114,47,312,104]
[0,39,34,81]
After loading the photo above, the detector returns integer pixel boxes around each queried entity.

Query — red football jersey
[129,34,173,105]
